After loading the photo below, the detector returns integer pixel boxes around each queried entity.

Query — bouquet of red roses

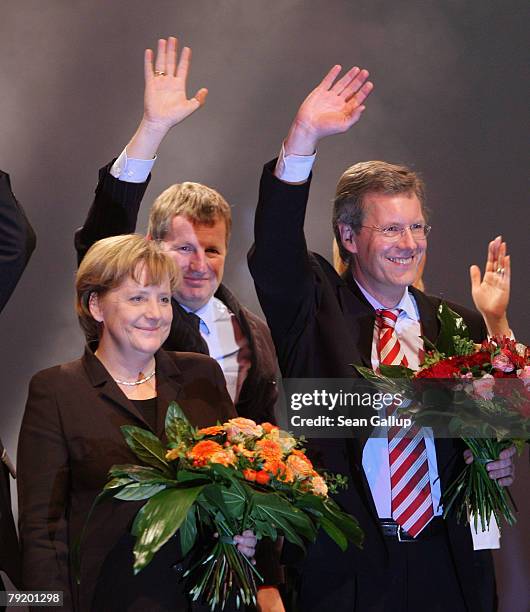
[357,303,529,532]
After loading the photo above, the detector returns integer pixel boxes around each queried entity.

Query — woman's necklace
[113,370,156,386]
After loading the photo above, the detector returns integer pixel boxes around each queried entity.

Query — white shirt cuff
[110,148,156,183]
[470,513,501,550]
[274,143,316,183]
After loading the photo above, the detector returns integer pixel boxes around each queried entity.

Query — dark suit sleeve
[74,161,151,265]
[17,370,73,609]
[0,170,36,313]
[248,160,317,350]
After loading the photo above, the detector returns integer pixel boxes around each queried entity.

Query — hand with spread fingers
[126,36,208,159]
[464,445,516,487]
[470,235,511,337]
[143,36,208,132]
[283,64,374,156]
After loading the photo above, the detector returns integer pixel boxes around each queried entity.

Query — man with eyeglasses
[249,65,514,611]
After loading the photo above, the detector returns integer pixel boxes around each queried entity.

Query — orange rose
[284,464,295,483]
[243,468,257,482]
[264,427,297,453]
[263,459,293,482]
[310,475,329,497]
[255,471,271,485]
[209,449,236,467]
[255,438,283,463]
[231,443,255,459]
[197,425,225,436]
[187,440,224,467]
[165,448,181,461]
[224,417,263,442]
[286,453,314,479]
[291,449,313,468]
[261,422,280,434]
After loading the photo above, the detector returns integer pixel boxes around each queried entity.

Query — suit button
[172,562,185,575]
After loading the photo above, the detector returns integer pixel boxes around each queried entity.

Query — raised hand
[470,236,511,337]
[284,65,373,155]
[126,36,208,160]
[143,37,208,132]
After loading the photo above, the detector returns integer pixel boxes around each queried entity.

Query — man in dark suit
[0,168,36,607]
[248,65,515,611]
[76,36,278,426]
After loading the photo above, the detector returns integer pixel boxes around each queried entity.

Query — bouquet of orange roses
[90,404,363,610]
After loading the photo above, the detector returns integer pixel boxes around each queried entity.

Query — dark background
[1,1,528,609]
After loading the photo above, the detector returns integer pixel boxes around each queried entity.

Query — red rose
[417,361,460,378]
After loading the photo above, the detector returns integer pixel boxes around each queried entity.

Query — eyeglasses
[359,223,431,241]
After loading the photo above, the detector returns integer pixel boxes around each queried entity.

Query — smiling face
[159,215,227,310]
[89,268,173,361]
[341,191,427,307]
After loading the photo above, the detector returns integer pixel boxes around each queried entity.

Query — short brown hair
[332,161,427,263]
[76,234,180,340]
[148,182,232,244]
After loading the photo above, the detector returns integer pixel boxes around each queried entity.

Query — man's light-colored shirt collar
[180,296,231,336]
[354,278,420,322]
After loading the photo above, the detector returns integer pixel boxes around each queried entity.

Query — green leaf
[165,401,193,444]
[253,518,278,541]
[294,495,364,549]
[319,516,348,551]
[221,479,248,519]
[322,499,364,548]
[250,491,316,550]
[200,484,235,527]
[104,476,134,490]
[353,366,408,395]
[121,425,172,477]
[379,364,415,379]
[132,486,205,572]
[209,463,237,481]
[176,469,212,484]
[109,464,171,483]
[355,366,383,382]
[179,506,198,557]
[435,302,470,355]
[114,482,168,501]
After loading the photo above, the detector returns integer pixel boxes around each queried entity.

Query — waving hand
[284,65,373,155]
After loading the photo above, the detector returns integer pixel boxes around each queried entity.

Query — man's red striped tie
[376,309,434,538]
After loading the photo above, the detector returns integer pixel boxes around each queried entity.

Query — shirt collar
[180,297,231,335]
[354,280,420,322]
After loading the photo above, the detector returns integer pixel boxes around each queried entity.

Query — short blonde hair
[76,234,180,340]
[148,182,232,244]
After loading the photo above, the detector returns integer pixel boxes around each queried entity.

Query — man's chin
[174,290,215,311]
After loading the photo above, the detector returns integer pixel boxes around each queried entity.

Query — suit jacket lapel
[153,350,184,439]
[409,287,440,346]
[340,270,375,369]
[82,345,152,429]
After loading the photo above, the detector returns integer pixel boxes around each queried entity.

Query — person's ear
[338,223,358,255]
[88,292,104,322]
